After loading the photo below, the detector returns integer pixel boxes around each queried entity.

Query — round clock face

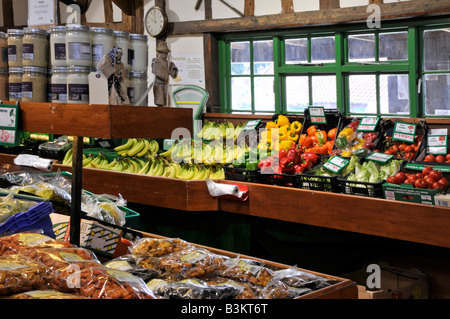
[145,6,168,38]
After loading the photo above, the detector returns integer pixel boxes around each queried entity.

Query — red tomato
[384,150,395,155]
[432,182,444,190]
[429,170,443,181]
[425,177,436,186]
[398,144,407,152]
[408,175,418,183]
[387,176,400,185]
[415,178,428,189]
[389,145,399,153]
[446,154,450,161]
[424,154,435,162]
[415,173,423,178]
[395,172,407,183]
[404,152,415,160]
[403,179,413,185]
[436,155,445,163]
[404,145,414,153]
[438,177,449,188]
[422,166,433,176]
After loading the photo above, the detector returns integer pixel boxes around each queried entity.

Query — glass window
[286,76,309,113]
[349,75,377,113]
[348,34,375,62]
[231,77,251,111]
[423,29,450,71]
[312,76,337,108]
[379,31,408,61]
[253,40,274,75]
[311,36,335,63]
[379,74,410,114]
[423,73,450,116]
[231,41,250,75]
[285,38,307,64]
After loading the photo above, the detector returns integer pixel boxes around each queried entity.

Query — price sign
[366,152,394,164]
[357,117,380,132]
[309,107,327,124]
[392,122,417,143]
[427,129,448,155]
[242,119,261,132]
[323,155,350,174]
[0,104,19,146]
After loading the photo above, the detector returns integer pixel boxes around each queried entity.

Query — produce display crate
[223,164,261,183]
[338,173,385,198]
[382,162,450,205]
[258,171,298,188]
[413,126,450,166]
[296,162,340,193]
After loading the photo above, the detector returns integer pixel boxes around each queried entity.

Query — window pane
[231,42,250,75]
[311,36,335,63]
[231,77,251,111]
[423,73,450,115]
[349,75,377,113]
[254,77,275,112]
[424,29,450,71]
[312,76,337,108]
[379,32,408,61]
[348,34,375,62]
[285,38,307,64]
[253,40,274,75]
[286,76,309,113]
[379,74,410,114]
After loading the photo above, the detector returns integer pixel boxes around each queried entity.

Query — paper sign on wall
[28,0,56,26]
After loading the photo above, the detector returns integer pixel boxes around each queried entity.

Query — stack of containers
[128,33,149,106]
[7,29,24,102]
[0,32,7,101]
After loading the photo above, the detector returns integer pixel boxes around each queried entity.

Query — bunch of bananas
[196,120,244,141]
[161,139,246,165]
[114,138,159,158]
[62,148,73,165]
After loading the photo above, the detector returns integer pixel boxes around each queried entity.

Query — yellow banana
[127,139,144,157]
[138,160,150,174]
[62,148,73,165]
[114,138,134,152]
[136,139,150,157]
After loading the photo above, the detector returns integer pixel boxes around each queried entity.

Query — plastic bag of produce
[130,237,192,257]
[0,192,39,224]
[0,254,52,296]
[221,256,274,287]
[257,280,313,299]
[206,277,257,299]
[66,266,156,299]
[272,266,339,290]
[7,289,89,299]
[0,231,73,256]
[22,247,99,271]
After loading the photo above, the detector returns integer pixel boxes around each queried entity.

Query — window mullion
[408,26,419,118]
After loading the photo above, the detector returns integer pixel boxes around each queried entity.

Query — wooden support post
[320,0,340,10]
[281,0,294,14]
[69,136,83,246]
[244,0,255,17]
[2,0,14,27]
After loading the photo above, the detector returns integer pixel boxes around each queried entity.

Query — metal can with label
[67,65,91,104]
[66,25,92,67]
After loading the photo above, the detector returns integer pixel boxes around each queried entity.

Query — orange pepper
[299,134,312,148]
[325,140,334,153]
[315,130,327,145]
[313,144,328,155]
[328,128,337,140]
[310,135,318,145]
[307,125,317,137]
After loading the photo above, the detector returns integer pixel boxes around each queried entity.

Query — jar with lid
[91,27,114,68]
[0,68,7,100]
[66,25,91,67]
[67,66,90,104]
[8,67,23,101]
[0,32,7,69]
[50,26,67,67]
[128,71,148,106]
[22,66,47,102]
[129,33,148,72]
[114,31,130,71]
[50,66,68,103]
[22,28,49,68]
[7,29,24,67]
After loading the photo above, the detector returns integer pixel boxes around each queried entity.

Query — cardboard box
[343,264,429,299]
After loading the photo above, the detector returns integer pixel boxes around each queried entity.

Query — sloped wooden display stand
[8,101,193,245]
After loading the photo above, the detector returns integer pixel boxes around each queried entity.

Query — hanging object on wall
[145,5,169,39]
[195,0,203,11]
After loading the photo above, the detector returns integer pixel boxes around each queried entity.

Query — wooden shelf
[18,102,193,138]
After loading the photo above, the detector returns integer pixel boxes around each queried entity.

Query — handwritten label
[28,0,55,26]
[0,104,19,146]
[427,135,447,155]
[392,122,416,143]
[309,107,327,124]
[357,117,379,132]
[323,155,349,174]
[366,152,394,164]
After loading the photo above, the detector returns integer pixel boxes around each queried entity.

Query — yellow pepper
[276,115,290,127]
[290,121,302,133]
[279,131,287,141]
[338,128,355,142]
[265,121,278,129]
[341,150,352,157]
[287,130,299,142]
[280,140,294,151]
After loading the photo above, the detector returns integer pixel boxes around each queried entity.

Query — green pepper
[335,136,348,149]
[354,148,370,157]
[245,161,258,170]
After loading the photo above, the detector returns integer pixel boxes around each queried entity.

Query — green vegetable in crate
[334,119,379,157]
[346,157,401,183]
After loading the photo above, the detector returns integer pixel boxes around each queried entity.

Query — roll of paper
[14,154,54,172]
[205,178,242,198]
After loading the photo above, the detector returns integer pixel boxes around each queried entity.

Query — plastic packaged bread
[220,256,274,287]
[130,237,191,257]
[0,232,73,256]
[64,266,157,299]
[7,289,89,299]
[0,254,52,296]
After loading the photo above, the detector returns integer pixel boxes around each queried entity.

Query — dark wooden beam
[203,33,220,113]
[104,0,114,24]
[244,0,255,17]
[205,0,212,20]
[169,0,450,35]
[2,0,14,27]
[281,0,294,14]
[320,0,340,10]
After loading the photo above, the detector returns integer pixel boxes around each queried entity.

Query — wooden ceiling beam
[169,0,450,35]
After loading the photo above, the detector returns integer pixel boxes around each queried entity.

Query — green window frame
[218,16,450,118]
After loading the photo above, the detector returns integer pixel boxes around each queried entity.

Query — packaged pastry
[22,247,98,271]
[8,289,89,299]
[221,257,274,287]
[272,266,338,290]
[66,267,156,299]
[0,232,73,256]
[0,254,52,296]
[151,247,228,281]
[207,277,256,299]
[104,254,160,281]
[130,237,191,257]
[257,280,313,299]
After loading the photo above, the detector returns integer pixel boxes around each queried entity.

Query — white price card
[309,107,327,124]
[366,152,394,164]
[0,104,19,146]
[323,155,349,174]
[392,122,416,143]
[357,117,380,132]
[28,0,55,26]
[427,135,447,155]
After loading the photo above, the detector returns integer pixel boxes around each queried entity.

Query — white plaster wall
[340,0,369,8]
[294,0,320,12]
